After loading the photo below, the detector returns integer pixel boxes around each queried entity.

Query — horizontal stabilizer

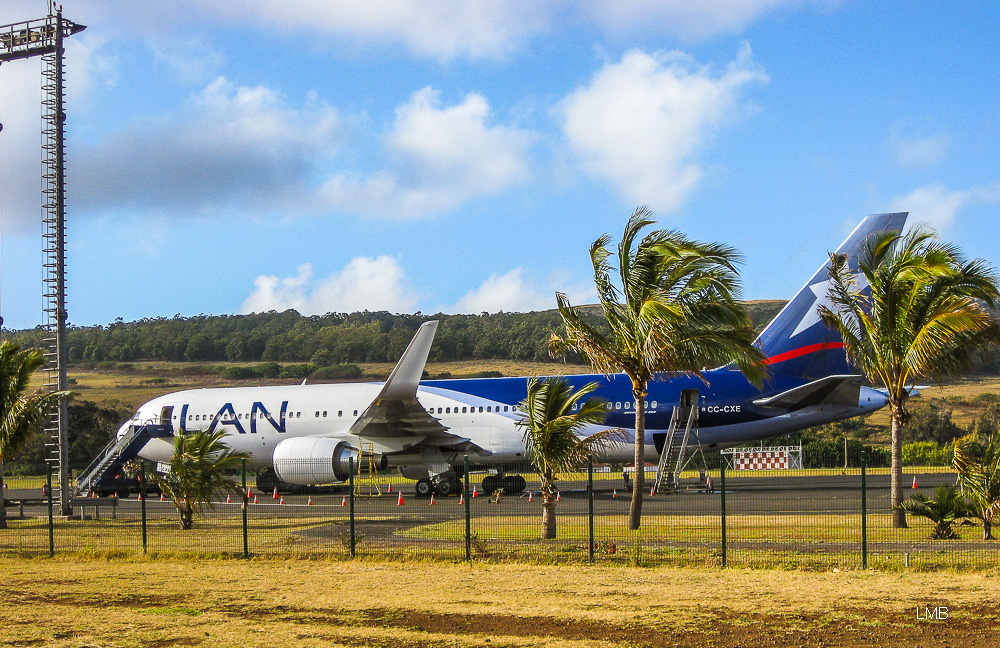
[753,375,861,409]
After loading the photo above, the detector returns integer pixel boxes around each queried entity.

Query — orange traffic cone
[651,486,657,496]
[160,493,165,502]
[397,491,404,506]
[429,494,435,505]
[248,489,253,499]
[459,492,465,504]
[273,487,279,500]
[387,483,393,493]
[137,493,143,501]
[556,491,561,502]
[341,495,347,506]
[912,476,918,489]
[279,496,285,505]
[528,491,534,502]
[253,495,258,504]
[226,494,231,504]
[308,496,313,506]
[612,488,618,498]
[472,486,479,498]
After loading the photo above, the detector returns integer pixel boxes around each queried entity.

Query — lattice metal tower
[0,8,85,515]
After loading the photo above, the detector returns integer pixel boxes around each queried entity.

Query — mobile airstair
[75,423,172,496]
[653,389,699,493]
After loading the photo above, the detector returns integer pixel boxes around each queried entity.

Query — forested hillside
[3,301,788,366]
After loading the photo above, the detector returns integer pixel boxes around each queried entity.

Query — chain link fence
[2,452,997,569]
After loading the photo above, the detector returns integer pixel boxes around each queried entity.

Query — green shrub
[902,441,952,466]
[470,370,504,378]
[221,366,257,380]
[253,361,281,379]
[280,363,318,379]
[310,364,363,380]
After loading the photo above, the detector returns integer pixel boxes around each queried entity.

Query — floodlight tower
[0,7,85,515]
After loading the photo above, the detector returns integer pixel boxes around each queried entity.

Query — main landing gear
[414,475,464,498]
[481,474,526,496]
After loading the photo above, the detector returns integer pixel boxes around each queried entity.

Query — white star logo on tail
[791,272,868,338]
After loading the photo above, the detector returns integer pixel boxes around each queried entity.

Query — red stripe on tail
[765,342,844,365]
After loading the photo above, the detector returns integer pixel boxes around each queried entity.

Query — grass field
[2,556,998,647]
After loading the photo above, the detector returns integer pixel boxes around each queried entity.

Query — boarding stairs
[75,423,171,496]
[653,392,699,493]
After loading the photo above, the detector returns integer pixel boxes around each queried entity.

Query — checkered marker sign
[734,450,790,470]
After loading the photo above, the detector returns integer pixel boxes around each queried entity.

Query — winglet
[375,321,438,402]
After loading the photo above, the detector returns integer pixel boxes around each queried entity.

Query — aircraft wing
[752,375,862,409]
[349,321,488,455]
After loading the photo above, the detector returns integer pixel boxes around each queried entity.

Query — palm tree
[898,484,969,539]
[0,341,71,529]
[517,377,624,539]
[953,434,1000,540]
[819,225,1000,527]
[551,206,766,530]
[145,428,249,530]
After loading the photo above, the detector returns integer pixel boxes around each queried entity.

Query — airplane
[95,212,906,498]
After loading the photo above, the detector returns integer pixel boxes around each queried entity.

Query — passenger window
[462,407,467,413]
[296,412,301,418]
[353,410,358,416]
[315,411,320,417]
[479,406,484,413]
[615,402,621,410]
[446,407,451,413]
[338,411,343,417]
[625,402,631,409]
[504,406,508,412]
[651,401,657,409]
[323,411,327,417]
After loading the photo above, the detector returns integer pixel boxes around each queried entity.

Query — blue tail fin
[754,212,908,380]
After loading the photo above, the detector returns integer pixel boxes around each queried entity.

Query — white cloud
[0,33,117,234]
[577,0,818,41]
[321,87,533,219]
[74,77,342,216]
[890,183,1000,231]
[888,131,951,168]
[559,44,768,212]
[151,38,225,84]
[209,0,819,61]
[242,257,418,315]
[447,268,596,314]
[242,0,550,61]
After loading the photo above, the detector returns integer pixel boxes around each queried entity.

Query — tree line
[1,302,787,366]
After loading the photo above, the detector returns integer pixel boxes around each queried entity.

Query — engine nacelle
[272,437,360,485]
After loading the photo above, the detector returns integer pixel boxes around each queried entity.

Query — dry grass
[2,556,999,647]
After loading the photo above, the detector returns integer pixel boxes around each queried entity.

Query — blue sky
[1,1,998,330]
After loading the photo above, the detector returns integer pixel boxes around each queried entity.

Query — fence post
[588,455,595,564]
[46,464,54,557]
[861,449,868,570]
[464,455,471,562]
[720,464,727,568]
[349,457,356,558]
[241,459,249,559]
[139,463,148,554]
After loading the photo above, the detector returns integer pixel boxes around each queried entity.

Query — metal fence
[2,452,997,570]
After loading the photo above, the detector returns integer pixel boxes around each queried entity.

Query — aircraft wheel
[502,475,526,495]
[481,475,499,495]
[434,479,454,497]
[414,478,433,498]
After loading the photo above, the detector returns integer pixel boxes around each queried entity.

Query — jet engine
[272,436,360,485]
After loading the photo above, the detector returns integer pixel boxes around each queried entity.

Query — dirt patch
[220,603,1000,647]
